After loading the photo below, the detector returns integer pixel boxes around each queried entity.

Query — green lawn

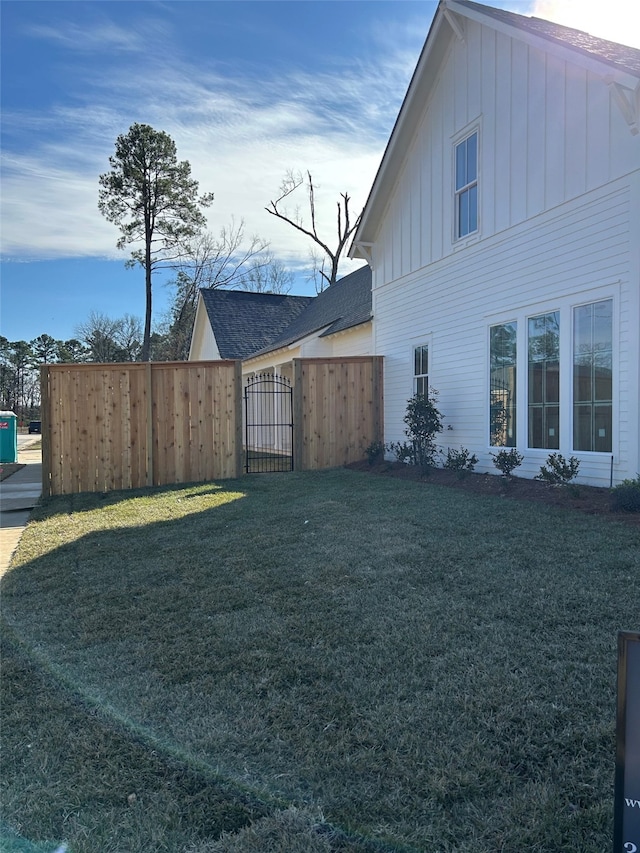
[2,469,639,852]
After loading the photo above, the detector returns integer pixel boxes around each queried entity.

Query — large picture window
[490,322,517,447]
[573,299,612,452]
[528,312,560,449]
[455,131,478,239]
[414,345,429,396]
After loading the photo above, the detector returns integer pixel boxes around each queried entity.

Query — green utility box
[0,411,18,463]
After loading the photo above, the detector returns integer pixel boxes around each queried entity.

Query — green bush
[363,440,386,465]
[395,391,444,470]
[610,476,640,513]
[387,441,414,465]
[535,453,580,486]
[491,448,523,477]
[444,446,478,477]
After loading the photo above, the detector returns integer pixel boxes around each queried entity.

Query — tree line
[0,324,145,423]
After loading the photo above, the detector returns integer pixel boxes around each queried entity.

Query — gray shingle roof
[198,264,372,362]
[200,290,314,360]
[246,264,372,359]
[456,0,640,76]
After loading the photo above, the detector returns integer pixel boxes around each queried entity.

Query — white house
[188,266,374,464]
[189,289,314,364]
[189,264,372,384]
[351,0,640,486]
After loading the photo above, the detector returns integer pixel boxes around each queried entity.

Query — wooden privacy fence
[40,356,383,496]
[294,357,384,471]
[41,361,243,496]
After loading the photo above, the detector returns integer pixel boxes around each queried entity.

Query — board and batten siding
[372,20,638,287]
[375,178,638,486]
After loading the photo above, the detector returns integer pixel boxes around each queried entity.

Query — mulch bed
[346,460,640,527]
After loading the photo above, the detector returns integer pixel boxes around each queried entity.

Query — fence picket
[40,357,383,494]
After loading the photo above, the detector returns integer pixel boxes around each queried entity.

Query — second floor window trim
[414,344,429,397]
[455,129,478,240]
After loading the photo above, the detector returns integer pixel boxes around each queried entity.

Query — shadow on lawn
[1,474,389,853]
[0,480,266,853]
[0,627,272,853]
[2,469,637,853]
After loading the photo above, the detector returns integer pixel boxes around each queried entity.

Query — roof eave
[243,323,335,362]
[319,315,373,338]
[350,0,640,252]
[350,2,452,254]
[447,0,640,87]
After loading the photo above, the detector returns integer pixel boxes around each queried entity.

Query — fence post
[39,365,51,498]
[233,360,243,478]
[145,363,154,487]
[372,356,384,446]
[293,359,304,471]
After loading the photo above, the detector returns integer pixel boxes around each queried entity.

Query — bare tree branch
[266,171,361,288]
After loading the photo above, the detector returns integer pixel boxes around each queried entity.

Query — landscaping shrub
[491,448,523,477]
[535,453,580,486]
[386,440,413,465]
[443,446,478,477]
[395,391,443,469]
[363,440,385,466]
[610,476,640,513]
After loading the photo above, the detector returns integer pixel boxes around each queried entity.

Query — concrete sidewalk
[0,440,43,572]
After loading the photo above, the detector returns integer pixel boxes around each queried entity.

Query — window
[573,299,612,452]
[528,312,560,449]
[490,323,517,447]
[455,131,478,239]
[414,345,429,396]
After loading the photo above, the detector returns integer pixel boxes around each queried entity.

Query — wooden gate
[39,357,383,494]
[244,373,293,473]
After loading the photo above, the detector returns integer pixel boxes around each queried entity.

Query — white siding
[189,298,221,360]
[299,324,372,358]
[375,180,637,486]
[372,19,639,287]
[370,17,640,487]
[326,325,372,358]
[242,323,373,379]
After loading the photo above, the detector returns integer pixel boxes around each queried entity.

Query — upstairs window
[455,131,478,239]
[414,345,429,396]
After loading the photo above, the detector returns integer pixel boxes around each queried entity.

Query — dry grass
[2,469,639,852]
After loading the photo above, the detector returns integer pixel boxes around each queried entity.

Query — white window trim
[485,285,618,458]
[411,339,431,398]
[570,295,616,456]
[487,319,518,448]
[452,120,481,246]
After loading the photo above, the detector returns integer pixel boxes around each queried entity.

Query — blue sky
[2,0,638,345]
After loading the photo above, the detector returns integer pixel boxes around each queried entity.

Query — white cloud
[0,154,120,261]
[13,0,636,273]
[1,16,416,270]
[25,20,147,53]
